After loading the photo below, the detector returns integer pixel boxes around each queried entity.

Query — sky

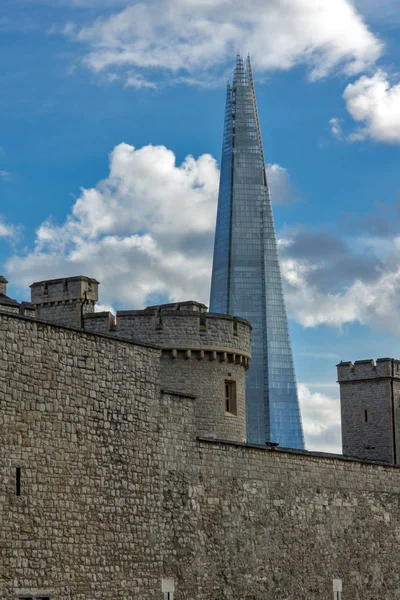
[1,0,400,454]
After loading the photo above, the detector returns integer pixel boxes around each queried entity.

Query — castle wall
[160,354,246,441]
[0,312,162,600]
[4,310,400,599]
[115,308,251,443]
[159,403,400,600]
[116,309,251,356]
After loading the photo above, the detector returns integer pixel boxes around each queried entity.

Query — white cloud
[329,117,343,139]
[7,142,400,335]
[63,0,382,85]
[124,72,157,90]
[6,147,299,309]
[6,142,219,308]
[266,164,298,205]
[279,229,400,332]
[343,70,400,144]
[0,216,17,239]
[298,383,341,454]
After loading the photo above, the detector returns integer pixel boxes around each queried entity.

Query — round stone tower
[115,301,252,442]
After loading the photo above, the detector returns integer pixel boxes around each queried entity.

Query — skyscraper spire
[210,55,304,448]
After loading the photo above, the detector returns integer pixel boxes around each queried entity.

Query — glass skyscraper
[210,55,304,449]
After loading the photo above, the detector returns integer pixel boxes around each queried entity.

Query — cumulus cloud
[343,70,400,144]
[0,216,17,239]
[62,0,382,86]
[298,383,341,453]
[5,143,300,309]
[278,224,400,332]
[6,143,219,308]
[7,141,400,335]
[266,164,299,205]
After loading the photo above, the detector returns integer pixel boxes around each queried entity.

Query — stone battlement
[337,358,400,381]
[114,305,252,366]
[30,276,99,305]
[0,274,251,443]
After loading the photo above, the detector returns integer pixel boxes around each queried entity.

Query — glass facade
[210,55,304,449]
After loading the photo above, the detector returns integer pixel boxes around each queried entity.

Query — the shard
[210,55,304,448]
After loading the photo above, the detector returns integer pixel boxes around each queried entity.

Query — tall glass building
[210,55,304,448]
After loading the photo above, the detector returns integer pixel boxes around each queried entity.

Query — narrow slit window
[19,596,50,600]
[224,380,237,415]
[16,467,21,496]
[364,409,368,423]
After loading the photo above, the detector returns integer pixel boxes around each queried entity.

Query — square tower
[337,358,400,464]
[30,276,99,328]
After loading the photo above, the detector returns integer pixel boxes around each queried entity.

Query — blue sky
[1,0,400,451]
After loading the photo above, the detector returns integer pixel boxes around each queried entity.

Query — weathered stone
[0,277,400,599]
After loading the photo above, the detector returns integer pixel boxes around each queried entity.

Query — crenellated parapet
[2,275,252,443]
[337,358,400,382]
[30,276,99,328]
[115,301,251,368]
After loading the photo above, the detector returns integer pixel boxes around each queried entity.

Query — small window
[19,596,50,600]
[224,380,237,415]
[16,467,21,496]
[364,409,368,423]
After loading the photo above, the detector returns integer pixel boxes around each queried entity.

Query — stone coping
[0,293,20,307]
[30,275,99,286]
[0,309,161,352]
[197,437,400,469]
[117,309,252,328]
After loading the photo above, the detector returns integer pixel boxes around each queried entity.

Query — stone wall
[0,311,162,600]
[30,277,99,328]
[116,308,251,357]
[160,353,246,441]
[159,407,400,600]
[115,306,251,443]
[4,312,400,600]
[83,311,115,333]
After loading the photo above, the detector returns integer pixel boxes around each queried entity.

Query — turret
[30,276,99,328]
[115,301,252,442]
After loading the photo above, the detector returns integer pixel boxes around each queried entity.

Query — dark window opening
[364,409,368,423]
[19,596,50,600]
[16,467,21,496]
[225,380,237,415]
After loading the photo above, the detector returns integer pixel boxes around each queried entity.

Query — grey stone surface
[2,277,400,598]
[30,276,99,328]
[338,359,400,464]
[0,311,161,600]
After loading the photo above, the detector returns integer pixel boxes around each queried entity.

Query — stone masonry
[337,358,400,464]
[3,276,400,599]
[114,301,251,442]
[30,276,99,328]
